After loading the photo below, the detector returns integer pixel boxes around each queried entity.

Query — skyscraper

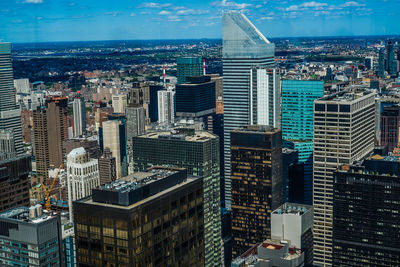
[333,156,400,266]
[66,147,99,221]
[177,57,202,84]
[98,147,116,185]
[132,129,221,266]
[230,125,282,256]
[73,96,86,137]
[0,42,23,154]
[73,167,205,266]
[102,120,122,178]
[157,89,175,124]
[112,93,127,114]
[386,41,397,77]
[313,90,375,266]
[126,105,146,174]
[222,12,275,210]
[380,105,400,153]
[378,48,385,78]
[282,80,324,204]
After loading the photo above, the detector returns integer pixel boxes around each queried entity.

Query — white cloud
[341,1,365,7]
[140,2,172,8]
[168,15,182,21]
[130,12,136,16]
[23,0,43,3]
[176,9,209,15]
[260,16,273,20]
[212,0,252,9]
[158,10,171,15]
[285,1,327,11]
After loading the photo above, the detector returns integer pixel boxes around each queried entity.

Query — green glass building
[176,57,202,84]
[281,80,324,204]
[132,128,221,267]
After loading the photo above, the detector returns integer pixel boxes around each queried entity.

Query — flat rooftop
[0,206,56,224]
[137,129,216,142]
[273,202,312,216]
[318,89,374,102]
[232,125,279,134]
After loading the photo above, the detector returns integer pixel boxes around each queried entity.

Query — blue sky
[0,0,398,43]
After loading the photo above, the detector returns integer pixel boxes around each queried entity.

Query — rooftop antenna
[203,58,206,75]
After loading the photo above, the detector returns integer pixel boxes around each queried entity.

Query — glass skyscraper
[222,12,275,210]
[0,43,23,154]
[176,57,202,84]
[281,80,324,204]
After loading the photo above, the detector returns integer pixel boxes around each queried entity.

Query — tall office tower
[157,89,175,124]
[271,203,314,266]
[282,148,305,204]
[98,147,116,185]
[66,147,99,221]
[282,80,324,204]
[325,67,333,80]
[333,156,400,266]
[133,129,221,266]
[73,96,86,137]
[230,125,282,256]
[176,76,216,127]
[387,41,397,77]
[0,206,64,266]
[73,167,205,266]
[126,105,145,174]
[177,57,202,84]
[250,68,281,128]
[13,78,30,94]
[364,56,374,70]
[32,106,49,178]
[313,91,375,266]
[380,105,400,152]
[222,12,275,209]
[0,154,31,212]
[378,48,385,78]
[210,74,223,99]
[148,84,163,122]
[0,43,23,154]
[112,93,127,113]
[102,120,122,178]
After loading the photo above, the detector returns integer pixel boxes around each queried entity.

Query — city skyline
[1,0,399,43]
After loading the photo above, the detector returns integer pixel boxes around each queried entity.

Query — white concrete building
[157,89,175,124]
[102,120,122,178]
[73,97,86,137]
[112,94,127,114]
[67,147,99,221]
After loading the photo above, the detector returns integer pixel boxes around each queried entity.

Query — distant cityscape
[1,9,400,267]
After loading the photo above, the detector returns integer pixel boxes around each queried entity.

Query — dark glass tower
[176,57,202,84]
[230,125,282,257]
[333,156,400,266]
[378,48,385,78]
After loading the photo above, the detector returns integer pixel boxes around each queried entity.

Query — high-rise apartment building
[73,96,86,137]
[132,129,221,266]
[0,42,23,154]
[0,206,64,266]
[282,80,324,204]
[313,90,375,266]
[177,57,202,84]
[98,147,116,185]
[222,12,275,209]
[112,94,127,114]
[333,156,400,266]
[33,97,68,179]
[157,89,175,124]
[125,105,145,174]
[380,105,400,153]
[0,154,31,212]
[66,147,99,221]
[230,125,282,256]
[73,167,205,266]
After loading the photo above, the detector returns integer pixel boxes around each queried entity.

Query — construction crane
[41,164,64,211]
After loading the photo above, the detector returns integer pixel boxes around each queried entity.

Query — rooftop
[0,206,56,224]
[233,125,279,134]
[273,202,312,216]
[137,128,216,142]
[317,89,374,102]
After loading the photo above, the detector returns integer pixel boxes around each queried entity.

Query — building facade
[73,97,86,137]
[177,57,202,84]
[125,105,145,174]
[102,120,122,179]
[73,167,204,266]
[112,94,127,114]
[157,89,175,124]
[313,91,375,266]
[0,43,23,154]
[98,147,116,186]
[222,12,275,209]
[333,156,400,266]
[380,105,400,153]
[66,147,99,221]
[230,125,282,256]
[132,129,222,266]
[0,206,64,266]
